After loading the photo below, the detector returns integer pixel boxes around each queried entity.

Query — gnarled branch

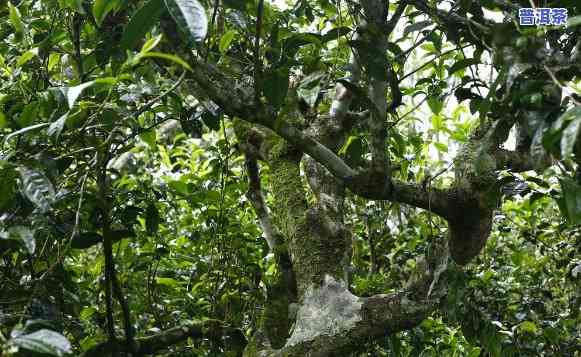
[251,239,451,357]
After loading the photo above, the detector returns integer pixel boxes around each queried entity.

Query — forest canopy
[0,0,580,356]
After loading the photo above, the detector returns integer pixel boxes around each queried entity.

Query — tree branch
[186,59,452,216]
[494,148,552,172]
[359,0,391,176]
[96,152,116,343]
[81,320,245,357]
[241,136,279,250]
[410,0,491,47]
[254,0,264,101]
[385,0,408,35]
[253,239,450,356]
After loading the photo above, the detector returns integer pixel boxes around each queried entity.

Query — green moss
[263,279,291,348]
[454,140,497,191]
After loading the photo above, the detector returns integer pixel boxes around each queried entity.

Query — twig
[205,0,221,62]
[63,170,90,256]
[392,94,428,123]
[400,45,470,81]
[112,272,135,354]
[242,145,278,251]
[97,151,116,343]
[543,64,581,106]
[385,0,408,35]
[254,0,265,102]
[72,13,84,82]
[132,72,187,119]
[111,72,187,154]
[37,165,93,282]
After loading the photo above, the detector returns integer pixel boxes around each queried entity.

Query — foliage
[0,0,580,356]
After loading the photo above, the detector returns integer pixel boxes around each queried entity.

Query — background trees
[0,0,580,356]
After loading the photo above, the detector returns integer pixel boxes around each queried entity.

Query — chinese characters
[519,8,568,26]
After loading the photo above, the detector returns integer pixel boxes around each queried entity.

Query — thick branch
[82,320,245,357]
[360,0,390,176]
[253,239,450,356]
[243,145,279,250]
[495,148,551,172]
[345,174,451,218]
[179,48,452,216]
[413,0,491,32]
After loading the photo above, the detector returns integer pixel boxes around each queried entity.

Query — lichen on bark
[285,275,362,348]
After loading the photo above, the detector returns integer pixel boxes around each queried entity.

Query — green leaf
[59,0,86,14]
[8,226,35,254]
[138,52,192,71]
[71,232,102,249]
[403,20,432,37]
[223,0,248,11]
[0,111,6,128]
[434,142,448,153]
[0,162,17,211]
[110,229,135,243]
[297,85,320,108]
[140,130,157,149]
[3,123,50,146]
[338,135,365,166]
[202,111,220,131]
[164,0,208,43]
[283,33,322,54]
[468,347,482,357]
[70,230,134,249]
[386,42,403,57]
[140,35,163,53]
[8,2,25,35]
[567,15,581,28]
[18,167,56,213]
[61,81,95,109]
[19,102,38,127]
[47,112,69,141]
[156,277,179,287]
[427,97,443,115]
[16,48,39,67]
[263,67,289,109]
[219,30,236,54]
[168,180,190,196]
[518,321,538,334]
[320,26,352,43]
[297,71,325,107]
[93,0,120,26]
[120,0,166,51]
[80,307,97,320]
[448,58,480,75]
[559,177,581,225]
[558,107,581,158]
[10,329,72,356]
[543,327,560,344]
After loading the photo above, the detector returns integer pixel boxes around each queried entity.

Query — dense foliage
[0,0,580,356]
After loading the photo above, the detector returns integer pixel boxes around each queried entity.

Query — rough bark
[234,119,298,348]
[243,239,450,357]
